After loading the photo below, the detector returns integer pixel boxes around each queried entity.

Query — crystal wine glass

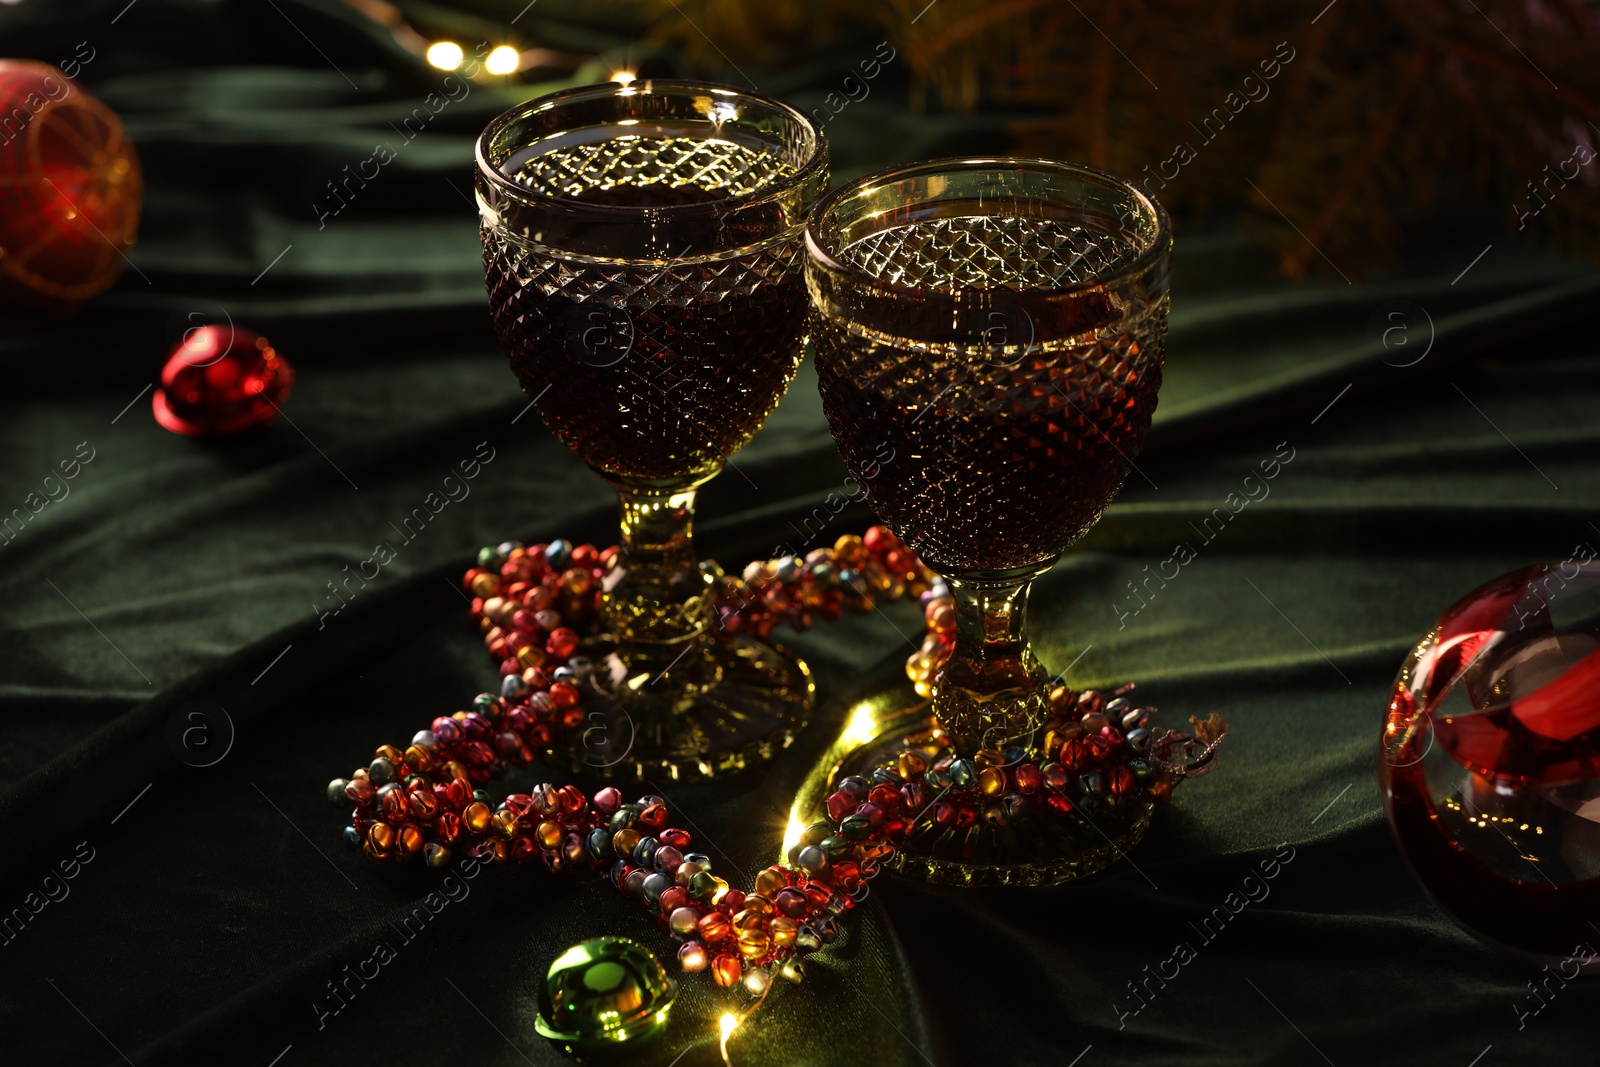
[805,157,1170,772]
[476,81,828,779]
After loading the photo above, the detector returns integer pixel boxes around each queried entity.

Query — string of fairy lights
[420,37,635,88]
[424,40,521,75]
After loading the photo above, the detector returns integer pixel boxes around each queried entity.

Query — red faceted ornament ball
[0,59,142,327]
[153,325,295,436]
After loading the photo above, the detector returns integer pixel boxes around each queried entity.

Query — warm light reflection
[840,702,878,747]
[612,70,637,86]
[781,814,806,854]
[426,41,463,70]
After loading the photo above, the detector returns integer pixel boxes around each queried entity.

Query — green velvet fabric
[2,2,1598,1064]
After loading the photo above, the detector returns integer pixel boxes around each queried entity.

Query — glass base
[790,678,1155,888]
[563,635,814,782]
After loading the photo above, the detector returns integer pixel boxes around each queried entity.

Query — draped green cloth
[3,2,1598,1063]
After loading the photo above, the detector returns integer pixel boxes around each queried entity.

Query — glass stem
[933,561,1055,758]
[605,484,716,689]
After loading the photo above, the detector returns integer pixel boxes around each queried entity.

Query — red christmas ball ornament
[0,60,142,328]
[152,325,295,436]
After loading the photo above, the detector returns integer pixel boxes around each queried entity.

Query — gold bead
[754,867,786,896]
[396,824,424,859]
[770,916,797,947]
[464,801,492,833]
[736,927,771,958]
[367,822,395,856]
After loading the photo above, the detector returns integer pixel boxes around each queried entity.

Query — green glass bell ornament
[535,937,677,1057]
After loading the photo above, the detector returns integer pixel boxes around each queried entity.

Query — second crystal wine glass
[803,159,1170,879]
[476,81,828,779]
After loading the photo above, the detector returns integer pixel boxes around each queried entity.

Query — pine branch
[907,0,1053,74]
[1285,48,1429,278]
[1087,3,1118,169]
[636,0,1600,275]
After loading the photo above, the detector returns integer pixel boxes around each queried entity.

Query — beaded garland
[328,525,1226,993]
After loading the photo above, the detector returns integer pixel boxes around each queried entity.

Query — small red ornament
[152,324,295,436]
[0,60,142,327]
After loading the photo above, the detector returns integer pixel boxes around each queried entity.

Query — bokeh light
[425,41,463,70]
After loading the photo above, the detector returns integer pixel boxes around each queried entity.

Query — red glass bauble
[0,60,142,327]
[152,325,295,436]
[1381,561,1600,968]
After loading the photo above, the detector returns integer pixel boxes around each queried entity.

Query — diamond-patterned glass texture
[483,136,809,481]
[511,135,790,203]
[814,216,1166,570]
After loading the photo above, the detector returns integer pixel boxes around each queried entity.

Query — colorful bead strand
[329,526,1226,990]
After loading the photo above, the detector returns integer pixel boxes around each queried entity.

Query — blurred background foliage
[644,0,1600,279]
[13,0,1595,280]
